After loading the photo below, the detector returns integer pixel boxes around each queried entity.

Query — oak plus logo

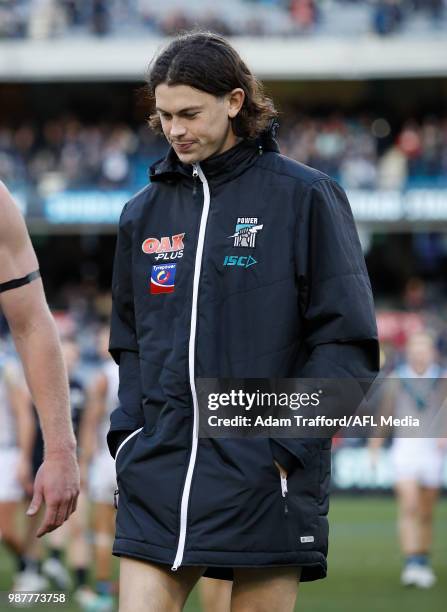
[142,233,185,261]
[228,217,263,248]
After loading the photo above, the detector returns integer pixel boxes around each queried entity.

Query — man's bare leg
[231,567,300,612]
[93,502,115,591]
[119,557,204,612]
[395,480,421,554]
[419,486,439,553]
[199,576,232,612]
[0,502,24,558]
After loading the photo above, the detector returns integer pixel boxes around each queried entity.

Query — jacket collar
[149,121,280,186]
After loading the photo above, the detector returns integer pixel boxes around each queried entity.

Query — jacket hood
[149,121,280,186]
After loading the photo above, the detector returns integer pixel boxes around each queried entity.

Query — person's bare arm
[0,182,79,536]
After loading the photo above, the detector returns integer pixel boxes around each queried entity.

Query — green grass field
[1,495,446,611]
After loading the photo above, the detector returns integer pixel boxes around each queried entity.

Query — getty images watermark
[196,378,447,438]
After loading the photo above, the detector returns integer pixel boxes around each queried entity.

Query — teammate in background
[4,363,53,593]
[0,357,35,587]
[42,336,94,603]
[18,392,49,591]
[4,326,83,594]
[369,332,447,588]
[0,182,79,538]
[79,325,119,612]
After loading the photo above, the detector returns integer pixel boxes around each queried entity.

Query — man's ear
[227,88,245,119]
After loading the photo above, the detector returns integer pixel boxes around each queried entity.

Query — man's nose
[170,118,187,138]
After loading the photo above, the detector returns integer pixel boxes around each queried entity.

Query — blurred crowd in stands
[0,0,446,39]
[0,119,166,192]
[280,114,447,189]
[1,113,446,192]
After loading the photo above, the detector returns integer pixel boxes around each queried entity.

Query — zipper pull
[192,164,199,196]
[280,474,288,497]
[280,474,289,516]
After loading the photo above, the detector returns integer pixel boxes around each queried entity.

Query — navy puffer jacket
[108,130,379,581]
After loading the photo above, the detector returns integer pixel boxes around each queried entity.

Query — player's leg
[14,417,48,591]
[395,479,420,556]
[395,479,430,586]
[42,518,72,589]
[0,448,27,578]
[89,450,119,604]
[231,567,300,612]
[93,502,116,596]
[66,490,95,601]
[14,506,48,591]
[0,502,23,555]
[418,444,444,562]
[0,502,25,572]
[419,486,439,553]
[119,557,204,612]
[198,577,232,612]
[411,485,440,588]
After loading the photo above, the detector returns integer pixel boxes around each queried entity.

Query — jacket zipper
[280,473,289,515]
[172,162,210,571]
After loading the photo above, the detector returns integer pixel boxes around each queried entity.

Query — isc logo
[223,255,257,268]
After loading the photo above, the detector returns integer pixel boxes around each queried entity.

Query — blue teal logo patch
[223,255,257,268]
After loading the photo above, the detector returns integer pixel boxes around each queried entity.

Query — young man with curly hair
[108,32,379,611]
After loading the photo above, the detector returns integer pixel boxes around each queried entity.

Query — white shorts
[391,438,446,488]
[89,450,117,505]
[0,447,24,502]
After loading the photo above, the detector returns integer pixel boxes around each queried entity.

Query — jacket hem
[113,538,327,582]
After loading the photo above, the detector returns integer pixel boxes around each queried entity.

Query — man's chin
[174,144,214,165]
[177,153,198,164]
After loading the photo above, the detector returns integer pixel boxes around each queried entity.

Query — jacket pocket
[115,427,143,465]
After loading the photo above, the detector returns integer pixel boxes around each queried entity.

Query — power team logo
[228,218,263,248]
[142,233,185,261]
[150,264,177,294]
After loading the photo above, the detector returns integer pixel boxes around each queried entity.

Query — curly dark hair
[146,31,277,139]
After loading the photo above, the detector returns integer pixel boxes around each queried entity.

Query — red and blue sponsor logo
[150,263,177,294]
